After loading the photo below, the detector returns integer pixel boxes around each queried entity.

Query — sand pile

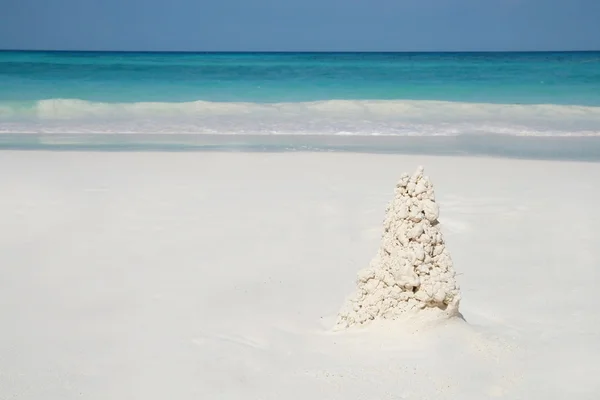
[336,166,461,329]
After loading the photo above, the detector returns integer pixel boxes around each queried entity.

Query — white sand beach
[1,151,600,399]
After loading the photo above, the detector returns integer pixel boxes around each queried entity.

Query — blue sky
[1,0,599,51]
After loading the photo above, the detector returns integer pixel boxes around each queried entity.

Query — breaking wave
[1,98,600,136]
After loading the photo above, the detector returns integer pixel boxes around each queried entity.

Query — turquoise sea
[1,51,600,156]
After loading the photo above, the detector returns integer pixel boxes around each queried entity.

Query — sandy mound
[336,166,461,329]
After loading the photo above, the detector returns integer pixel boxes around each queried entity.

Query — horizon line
[1,48,599,54]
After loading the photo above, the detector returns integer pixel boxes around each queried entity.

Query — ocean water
[1,51,600,138]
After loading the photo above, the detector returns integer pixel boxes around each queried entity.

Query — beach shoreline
[2,133,600,162]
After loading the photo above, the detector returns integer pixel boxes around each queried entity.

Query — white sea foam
[1,98,600,136]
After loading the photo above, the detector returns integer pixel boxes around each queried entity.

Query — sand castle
[336,166,461,329]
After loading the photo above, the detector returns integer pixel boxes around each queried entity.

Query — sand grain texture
[1,151,599,400]
[336,166,461,328]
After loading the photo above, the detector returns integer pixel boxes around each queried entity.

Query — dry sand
[1,151,599,399]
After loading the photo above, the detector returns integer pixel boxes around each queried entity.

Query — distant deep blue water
[1,51,599,136]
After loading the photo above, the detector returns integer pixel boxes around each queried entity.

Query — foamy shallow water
[2,99,600,136]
